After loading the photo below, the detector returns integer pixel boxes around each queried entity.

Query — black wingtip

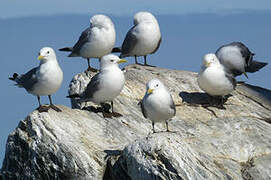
[9,73,18,81]
[246,61,268,73]
[66,94,81,98]
[59,47,73,52]
[112,47,121,53]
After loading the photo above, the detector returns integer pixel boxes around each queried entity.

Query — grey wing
[139,100,148,118]
[71,27,91,56]
[17,67,39,91]
[120,26,138,57]
[225,73,237,90]
[82,73,101,100]
[230,42,254,66]
[169,95,176,116]
[151,37,162,54]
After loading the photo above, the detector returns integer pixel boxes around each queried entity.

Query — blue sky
[1,0,271,18]
[0,0,270,166]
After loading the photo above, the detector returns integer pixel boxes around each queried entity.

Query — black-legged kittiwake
[59,14,116,72]
[215,42,268,78]
[67,54,127,118]
[197,53,236,107]
[139,79,176,133]
[9,47,63,112]
[112,11,161,66]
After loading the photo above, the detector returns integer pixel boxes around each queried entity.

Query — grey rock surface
[1,64,271,179]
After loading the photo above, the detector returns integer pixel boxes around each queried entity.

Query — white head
[202,53,221,68]
[145,78,165,95]
[100,54,127,70]
[38,47,57,63]
[134,11,158,25]
[90,14,114,29]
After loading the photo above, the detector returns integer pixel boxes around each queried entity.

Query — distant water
[0,11,270,164]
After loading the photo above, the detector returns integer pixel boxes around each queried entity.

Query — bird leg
[166,121,170,132]
[134,56,139,64]
[110,101,123,117]
[152,121,156,133]
[48,95,62,112]
[36,96,50,112]
[101,103,113,118]
[86,58,98,72]
[143,55,155,67]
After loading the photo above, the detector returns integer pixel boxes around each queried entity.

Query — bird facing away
[140,79,176,133]
[197,53,236,107]
[112,11,161,66]
[59,14,116,72]
[67,54,127,118]
[9,47,63,112]
[215,42,268,78]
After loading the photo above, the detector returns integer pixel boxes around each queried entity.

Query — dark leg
[48,95,61,112]
[36,96,49,112]
[166,121,170,132]
[152,122,156,133]
[86,58,98,72]
[101,103,113,118]
[134,56,139,64]
[37,96,41,107]
[143,55,155,67]
[111,101,122,117]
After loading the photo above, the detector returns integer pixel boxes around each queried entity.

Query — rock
[1,64,271,179]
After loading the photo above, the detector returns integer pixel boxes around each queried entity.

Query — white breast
[31,61,63,96]
[197,65,234,96]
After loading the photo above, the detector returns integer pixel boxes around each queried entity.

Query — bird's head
[38,47,57,63]
[90,14,114,29]
[202,53,220,68]
[100,54,127,70]
[146,78,165,95]
[133,11,158,25]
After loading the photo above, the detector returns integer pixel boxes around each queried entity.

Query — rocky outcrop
[1,64,271,179]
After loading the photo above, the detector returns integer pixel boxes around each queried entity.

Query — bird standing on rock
[140,79,176,133]
[197,53,236,107]
[9,47,63,112]
[215,42,268,78]
[67,54,127,118]
[59,14,116,72]
[112,11,161,66]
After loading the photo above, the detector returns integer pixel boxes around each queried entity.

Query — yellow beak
[147,89,154,94]
[38,55,44,60]
[117,59,128,64]
[204,62,211,67]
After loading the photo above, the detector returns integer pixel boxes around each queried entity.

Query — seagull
[197,53,236,107]
[59,14,116,72]
[215,42,268,78]
[67,54,127,118]
[139,79,176,133]
[112,11,161,66]
[9,47,63,112]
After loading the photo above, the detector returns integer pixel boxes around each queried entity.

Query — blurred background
[0,0,270,164]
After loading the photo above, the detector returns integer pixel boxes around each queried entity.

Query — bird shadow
[82,103,111,113]
[179,91,232,110]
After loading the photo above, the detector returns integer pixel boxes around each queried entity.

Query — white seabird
[197,53,236,106]
[215,42,267,78]
[68,54,127,118]
[9,47,63,112]
[140,79,176,133]
[59,14,116,72]
[113,11,161,66]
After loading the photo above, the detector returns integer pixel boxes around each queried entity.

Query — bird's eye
[110,60,114,62]
[47,51,50,54]
[155,84,159,87]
